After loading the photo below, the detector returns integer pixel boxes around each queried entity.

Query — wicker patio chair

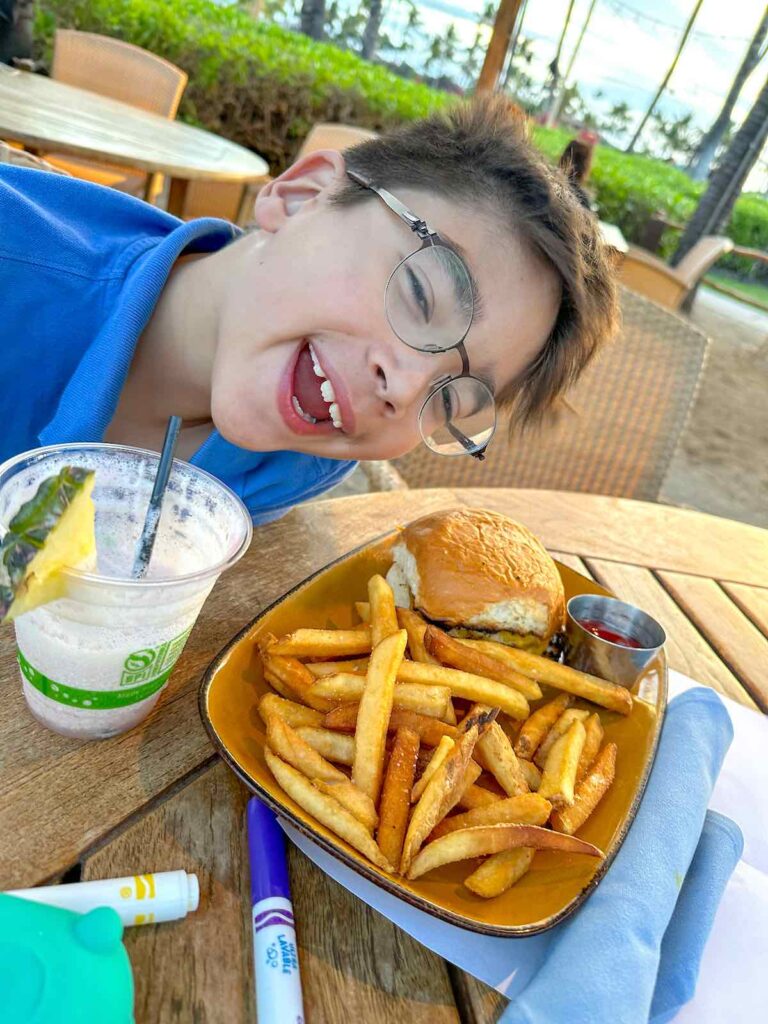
[619,236,734,312]
[45,29,187,203]
[0,140,68,174]
[390,287,709,503]
[180,123,376,224]
[297,122,378,159]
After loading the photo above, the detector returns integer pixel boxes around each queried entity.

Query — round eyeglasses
[347,169,496,459]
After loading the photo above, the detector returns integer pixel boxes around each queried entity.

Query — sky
[385,0,768,184]
[505,0,767,126]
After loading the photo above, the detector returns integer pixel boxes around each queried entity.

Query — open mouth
[293,341,344,428]
[279,341,354,438]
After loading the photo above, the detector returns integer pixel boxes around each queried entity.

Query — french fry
[265,654,334,712]
[514,694,572,759]
[430,793,552,840]
[475,722,530,797]
[352,630,408,805]
[407,823,603,880]
[457,760,483,800]
[424,626,540,701]
[396,660,529,721]
[270,628,372,658]
[258,693,324,729]
[306,659,370,677]
[464,847,535,897]
[456,783,503,810]
[400,712,493,874]
[577,713,605,781]
[443,700,457,725]
[324,704,458,746]
[354,600,370,623]
[264,748,393,872]
[264,669,302,703]
[533,708,591,769]
[369,575,400,648]
[519,759,542,792]
[267,716,378,830]
[311,674,451,720]
[456,639,543,700]
[294,726,355,765]
[552,742,617,835]
[482,644,633,716]
[411,736,454,802]
[538,720,587,810]
[377,727,420,869]
[396,607,440,664]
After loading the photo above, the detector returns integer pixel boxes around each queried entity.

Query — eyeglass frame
[346,168,494,460]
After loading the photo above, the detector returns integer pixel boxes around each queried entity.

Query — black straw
[131,415,182,579]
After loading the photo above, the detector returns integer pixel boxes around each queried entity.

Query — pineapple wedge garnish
[0,466,96,622]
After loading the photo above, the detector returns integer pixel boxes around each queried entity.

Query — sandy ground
[327,287,768,529]
[662,288,768,528]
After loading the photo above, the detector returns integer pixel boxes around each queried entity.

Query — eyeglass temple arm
[442,390,486,461]
[347,168,430,239]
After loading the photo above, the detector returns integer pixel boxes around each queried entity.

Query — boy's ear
[253,149,347,232]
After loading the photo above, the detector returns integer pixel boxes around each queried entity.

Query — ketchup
[577,619,643,648]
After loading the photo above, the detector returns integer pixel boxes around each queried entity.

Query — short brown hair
[332,96,618,428]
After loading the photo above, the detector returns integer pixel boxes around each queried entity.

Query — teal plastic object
[0,894,134,1023]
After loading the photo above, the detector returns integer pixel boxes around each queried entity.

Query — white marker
[7,870,199,926]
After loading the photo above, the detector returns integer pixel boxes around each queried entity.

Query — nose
[369,345,446,421]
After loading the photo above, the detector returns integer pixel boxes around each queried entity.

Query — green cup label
[17,626,193,711]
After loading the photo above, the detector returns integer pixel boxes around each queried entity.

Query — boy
[0,97,617,523]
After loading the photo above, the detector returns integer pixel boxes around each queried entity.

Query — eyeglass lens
[419,376,495,456]
[385,245,473,353]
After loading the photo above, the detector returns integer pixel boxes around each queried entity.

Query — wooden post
[476,0,525,95]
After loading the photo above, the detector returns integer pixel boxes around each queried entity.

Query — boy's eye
[405,264,433,323]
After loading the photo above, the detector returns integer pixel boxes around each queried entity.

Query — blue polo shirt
[0,165,355,523]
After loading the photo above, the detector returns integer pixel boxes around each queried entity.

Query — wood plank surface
[2,488,767,1024]
[447,967,508,1024]
[658,572,768,711]
[2,488,767,887]
[0,65,268,181]
[296,490,768,586]
[720,583,768,640]
[82,762,459,1024]
[586,561,757,709]
[550,551,594,578]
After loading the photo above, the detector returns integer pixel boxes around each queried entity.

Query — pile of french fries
[257,573,632,899]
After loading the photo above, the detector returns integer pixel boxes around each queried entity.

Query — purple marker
[247,797,305,1024]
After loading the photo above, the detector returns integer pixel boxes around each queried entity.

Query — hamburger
[387,508,565,655]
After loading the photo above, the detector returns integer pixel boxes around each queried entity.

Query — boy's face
[210,152,561,462]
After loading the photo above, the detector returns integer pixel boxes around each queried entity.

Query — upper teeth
[307,342,345,431]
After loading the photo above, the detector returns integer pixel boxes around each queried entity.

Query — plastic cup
[0,443,252,740]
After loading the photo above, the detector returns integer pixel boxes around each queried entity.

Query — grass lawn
[705,272,768,310]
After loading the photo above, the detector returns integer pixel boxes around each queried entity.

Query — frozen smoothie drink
[0,443,252,740]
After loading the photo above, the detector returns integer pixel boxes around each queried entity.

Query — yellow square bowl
[199,528,666,935]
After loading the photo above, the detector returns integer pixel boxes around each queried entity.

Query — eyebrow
[435,231,485,323]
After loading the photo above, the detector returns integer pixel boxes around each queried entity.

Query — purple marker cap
[247,797,291,905]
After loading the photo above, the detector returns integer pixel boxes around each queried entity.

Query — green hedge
[35,0,450,171]
[34,0,768,278]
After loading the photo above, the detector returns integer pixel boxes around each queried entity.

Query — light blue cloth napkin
[500,686,743,1024]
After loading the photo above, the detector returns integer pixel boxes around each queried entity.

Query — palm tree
[688,5,768,181]
[361,0,383,60]
[547,0,598,126]
[626,0,704,153]
[0,0,34,65]
[672,72,768,265]
[300,0,325,40]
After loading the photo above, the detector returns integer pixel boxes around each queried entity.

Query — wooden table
[1,489,766,1022]
[0,64,268,215]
